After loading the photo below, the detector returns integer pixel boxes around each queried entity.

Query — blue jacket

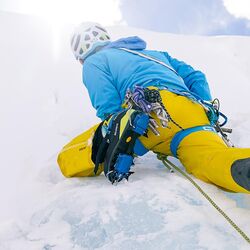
[82,36,212,120]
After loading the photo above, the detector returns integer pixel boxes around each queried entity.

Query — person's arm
[164,52,212,101]
[82,60,123,120]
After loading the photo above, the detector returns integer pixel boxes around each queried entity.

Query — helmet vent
[74,35,81,51]
[92,31,98,36]
[71,35,75,46]
[85,34,91,41]
[86,43,90,49]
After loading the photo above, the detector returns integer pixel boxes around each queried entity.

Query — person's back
[84,48,189,99]
[83,41,211,120]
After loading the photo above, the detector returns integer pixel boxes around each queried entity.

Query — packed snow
[0,11,250,250]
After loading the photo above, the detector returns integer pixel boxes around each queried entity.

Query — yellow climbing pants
[57,90,250,193]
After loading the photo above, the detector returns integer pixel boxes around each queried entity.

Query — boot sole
[231,158,250,191]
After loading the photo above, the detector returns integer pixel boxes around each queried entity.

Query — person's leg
[139,90,250,193]
[178,131,250,193]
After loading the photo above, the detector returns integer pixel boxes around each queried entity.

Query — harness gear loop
[201,98,234,147]
[124,86,184,136]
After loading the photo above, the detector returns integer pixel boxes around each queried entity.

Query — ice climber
[57,22,250,194]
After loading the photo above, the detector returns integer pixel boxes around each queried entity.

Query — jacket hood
[104,36,147,50]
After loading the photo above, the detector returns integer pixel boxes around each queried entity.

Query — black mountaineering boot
[92,108,150,183]
[231,158,250,191]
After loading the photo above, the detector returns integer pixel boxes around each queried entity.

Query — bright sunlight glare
[10,0,124,60]
[19,0,122,26]
[223,0,250,19]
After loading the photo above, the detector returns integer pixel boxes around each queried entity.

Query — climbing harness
[157,154,250,244]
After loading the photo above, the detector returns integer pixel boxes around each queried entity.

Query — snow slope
[0,11,250,249]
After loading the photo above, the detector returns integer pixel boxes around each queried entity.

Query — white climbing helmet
[70,22,111,61]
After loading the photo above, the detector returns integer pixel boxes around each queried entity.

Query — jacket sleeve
[164,52,212,101]
[82,60,123,120]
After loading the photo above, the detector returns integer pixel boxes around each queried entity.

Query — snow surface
[0,11,250,250]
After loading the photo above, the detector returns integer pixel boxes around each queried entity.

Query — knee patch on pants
[57,124,103,177]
